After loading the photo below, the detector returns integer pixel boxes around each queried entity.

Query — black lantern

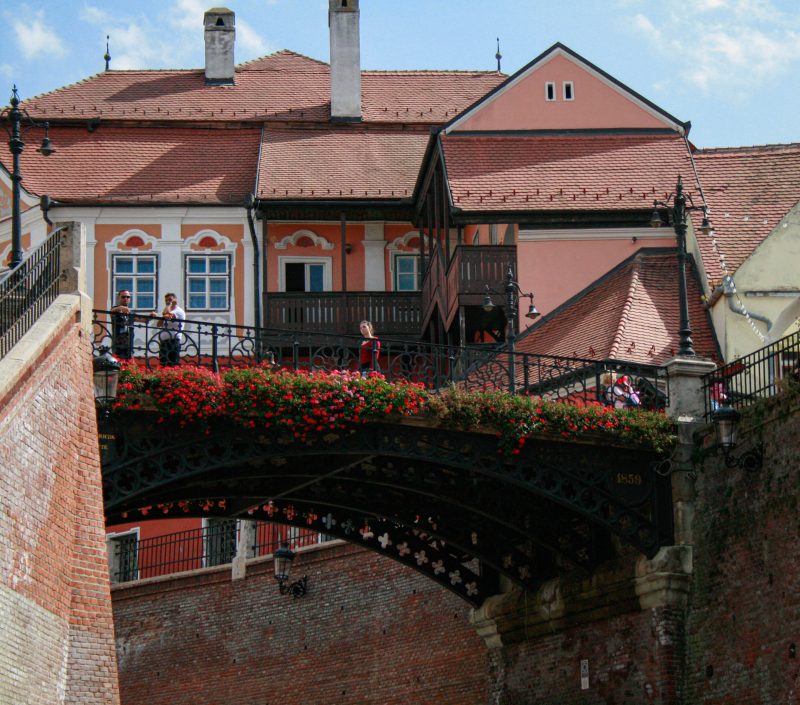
[273,542,307,597]
[1,85,56,269]
[711,404,740,452]
[93,346,121,406]
[710,404,763,470]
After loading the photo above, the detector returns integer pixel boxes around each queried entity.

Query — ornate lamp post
[482,266,540,393]
[650,175,712,358]
[1,85,56,269]
[273,542,308,597]
[710,403,763,471]
[92,346,121,414]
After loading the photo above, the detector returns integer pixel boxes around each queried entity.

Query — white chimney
[204,7,235,85]
[329,0,362,121]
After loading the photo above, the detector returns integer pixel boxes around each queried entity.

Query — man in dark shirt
[109,290,134,360]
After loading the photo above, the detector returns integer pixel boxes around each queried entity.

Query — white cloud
[80,5,110,24]
[237,20,270,57]
[14,17,67,60]
[169,0,207,32]
[625,0,800,95]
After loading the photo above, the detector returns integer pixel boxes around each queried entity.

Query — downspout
[722,274,772,329]
[244,192,261,329]
[40,194,53,226]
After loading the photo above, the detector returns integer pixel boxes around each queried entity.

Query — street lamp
[1,85,56,269]
[482,267,540,393]
[649,175,711,358]
[710,403,763,471]
[93,346,121,415]
[273,542,308,597]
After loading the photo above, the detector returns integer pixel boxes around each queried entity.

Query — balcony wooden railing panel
[264,292,421,335]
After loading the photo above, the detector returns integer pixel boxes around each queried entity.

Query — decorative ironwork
[102,413,672,605]
[1,227,64,359]
[91,310,669,407]
[703,330,800,418]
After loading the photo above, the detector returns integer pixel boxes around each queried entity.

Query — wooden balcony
[264,291,421,336]
[422,245,516,330]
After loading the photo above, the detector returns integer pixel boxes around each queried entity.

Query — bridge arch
[103,412,672,606]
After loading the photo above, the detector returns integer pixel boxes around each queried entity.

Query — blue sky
[1,0,799,148]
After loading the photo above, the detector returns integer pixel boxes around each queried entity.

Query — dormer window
[563,81,574,101]
[545,82,556,102]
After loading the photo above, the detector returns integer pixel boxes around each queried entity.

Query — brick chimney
[204,7,235,85]
[329,0,362,121]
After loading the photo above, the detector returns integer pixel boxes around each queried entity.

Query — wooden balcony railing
[264,291,421,336]
[421,245,516,331]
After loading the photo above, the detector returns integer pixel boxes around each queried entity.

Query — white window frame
[563,80,574,101]
[111,254,159,312]
[106,527,140,583]
[277,256,333,292]
[184,254,232,312]
[545,81,556,102]
[202,518,239,568]
[391,252,421,292]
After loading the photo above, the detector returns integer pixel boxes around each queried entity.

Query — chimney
[329,0,362,121]
[204,7,235,85]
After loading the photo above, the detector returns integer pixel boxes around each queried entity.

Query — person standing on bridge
[109,290,134,360]
[359,320,380,374]
[156,293,186,367]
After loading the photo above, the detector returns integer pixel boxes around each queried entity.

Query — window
[545,81,556,101]
[112,255,157,310]
[280,259,330,292]
[203,518,238,567]
[185,255,231,310]
[393,254,420,291]
[563,81,574,101]
[107,530,139,583]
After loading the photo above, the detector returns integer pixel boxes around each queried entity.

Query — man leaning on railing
[109,290,135,360]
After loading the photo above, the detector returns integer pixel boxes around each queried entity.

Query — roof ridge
[237,49,330,69]
[364,69,504,76]
[608,254,643,360]
[696,142,800,155]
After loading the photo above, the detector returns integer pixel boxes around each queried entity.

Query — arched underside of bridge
[102,413,673,606]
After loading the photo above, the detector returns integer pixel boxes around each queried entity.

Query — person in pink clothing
[359,320,380,373]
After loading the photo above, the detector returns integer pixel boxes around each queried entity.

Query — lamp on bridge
[649,175,713,358]
[1,85,56,269]
[710,403,763,471]
[93,346,121,412]
[482,267,539,393]
[273,542,308,598]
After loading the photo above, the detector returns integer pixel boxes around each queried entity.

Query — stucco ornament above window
[386,231,421,252]
[108,230,159,252]
[274,229,334,250]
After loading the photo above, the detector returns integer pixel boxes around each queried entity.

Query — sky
[1,0,799,148]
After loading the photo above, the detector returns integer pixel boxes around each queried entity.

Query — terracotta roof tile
[21,51,505,126]
[257,127,430,200]
[515,250,718,364]
[441,133,696,212]
[17,126,260,204]
[693,142,800,284]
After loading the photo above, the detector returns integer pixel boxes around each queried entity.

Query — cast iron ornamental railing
[91,310,670,408]
[0,226,64,359]
[109,520,327,584]
[703,330,800,418]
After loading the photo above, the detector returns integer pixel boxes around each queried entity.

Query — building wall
[685,390,800,703]
[112,542,489,705]
[0,300,119,705]
[712,201,800,360]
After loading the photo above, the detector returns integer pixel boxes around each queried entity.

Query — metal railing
[108,520,327,584]
[703,330,800,418]
[0,227,63,359]
[92,310,669,407]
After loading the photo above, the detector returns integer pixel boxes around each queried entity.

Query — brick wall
[0,310,120,705]
[685,392,800,703]
[112,542,488,705]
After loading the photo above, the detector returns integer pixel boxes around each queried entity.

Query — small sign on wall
[580,659,589,690]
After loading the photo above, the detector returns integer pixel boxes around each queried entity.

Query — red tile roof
[515,249,718,364]
[17,126,261,204]
[22,51,505,126]
[693,142,800,284]
[257,127,430,200]
[441,133,696,212]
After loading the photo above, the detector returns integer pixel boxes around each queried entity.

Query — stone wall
[112,542,488,705]
[0,297,120,704]
[685,389,800,703]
